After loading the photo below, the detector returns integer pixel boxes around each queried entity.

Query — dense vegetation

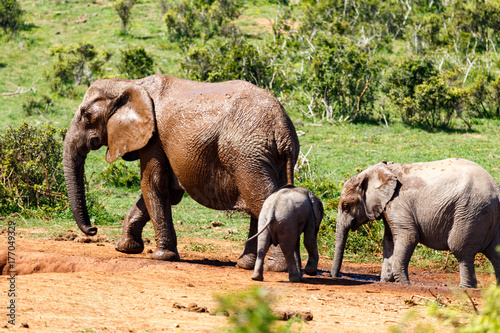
[1,0,500,293]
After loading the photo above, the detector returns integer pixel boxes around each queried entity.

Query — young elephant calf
[250,186,324,282]
[332,158,500,288]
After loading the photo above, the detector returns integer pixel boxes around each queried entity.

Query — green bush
[0,0,24,35]
[22,94,53,116]
[0,123,66,215]
[303,36,381,122]
[215,286,300,333]
[461,285,500,332]
[45,43,112,97]
[180,37,289,95]
[100,160,140,188]
[403,76,458,130]
[117,47,154,79]
[113,0,136,34]
[163,0,242,42]
[385,56,458,129]
[384,56,438,106]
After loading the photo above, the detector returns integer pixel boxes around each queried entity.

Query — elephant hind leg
[251,232,272,281]
[482,231,500,286]
[237,215,258,270]
[279,237,302,282]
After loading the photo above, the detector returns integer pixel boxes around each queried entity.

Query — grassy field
[1,0,500,275]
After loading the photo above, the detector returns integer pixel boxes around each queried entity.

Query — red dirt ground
[0,231,495,333]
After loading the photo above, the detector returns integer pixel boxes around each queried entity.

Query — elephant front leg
[115,195,150,254]
[140,147,179,261]
[391,238,417,284]
[380,223,395,282]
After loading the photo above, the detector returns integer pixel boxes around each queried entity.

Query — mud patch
[276,310,314,321]
[173,302,210,313]
[53,229,112,244]
[0,251,163,275]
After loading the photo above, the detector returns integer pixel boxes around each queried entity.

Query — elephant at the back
[332,158,500,288]
[63,74,300,269]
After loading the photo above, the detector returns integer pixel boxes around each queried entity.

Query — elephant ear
[105,83,155,163]
[360,162,397,220]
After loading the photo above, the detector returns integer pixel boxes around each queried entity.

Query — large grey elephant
[63,74,299,269]
[331,159,500,288]
[249,186,324,282]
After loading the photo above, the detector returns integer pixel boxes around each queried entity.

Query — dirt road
[0,232,494,332]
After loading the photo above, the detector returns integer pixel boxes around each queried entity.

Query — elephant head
[63,79,155,236]
[331,162,397,277]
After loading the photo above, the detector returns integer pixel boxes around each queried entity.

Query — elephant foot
[251,272,264,281]
[380,274,395,282]
[304,264,318,276]
[151,248,180,261]
[236,253,256,270]
[115,236,144,254]
[288,273,302,282]
[264,245,287,272]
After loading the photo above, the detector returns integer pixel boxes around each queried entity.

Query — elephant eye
[80,109,91,123]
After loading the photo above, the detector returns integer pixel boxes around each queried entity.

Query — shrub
[0,123,66,215]
[215,287,300,333]
[0,0,24,35]
[163,0,242,42]
[384,56,462,130]
[113,0,136,34]
[403,76,458,130]
[117,47,154,79]
[45,43,111,97]
[100,160,140,188]
[22,94,53,116]
[180,37,289,95]
[304,36,381,122]
[384,56,438,106]
[460,285,500,332]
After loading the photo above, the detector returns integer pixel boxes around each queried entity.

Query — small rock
[21,322,29,328]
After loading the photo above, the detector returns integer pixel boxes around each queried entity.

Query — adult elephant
[63,74,300,269]
[331,159,500,288]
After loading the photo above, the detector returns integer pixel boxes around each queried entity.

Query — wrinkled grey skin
[249,186,324,282]
[332,159,500,288]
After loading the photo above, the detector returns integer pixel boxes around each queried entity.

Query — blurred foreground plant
[215,286,302,333]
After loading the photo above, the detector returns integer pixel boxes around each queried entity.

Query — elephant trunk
[63,124,97,236]
[331,216,350,277]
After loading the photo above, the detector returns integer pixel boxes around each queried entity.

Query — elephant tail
[245,214,274,244]
[287,157,294,186]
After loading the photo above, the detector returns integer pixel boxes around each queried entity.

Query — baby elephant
[332,158,500,288]
[250,186,324,282]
